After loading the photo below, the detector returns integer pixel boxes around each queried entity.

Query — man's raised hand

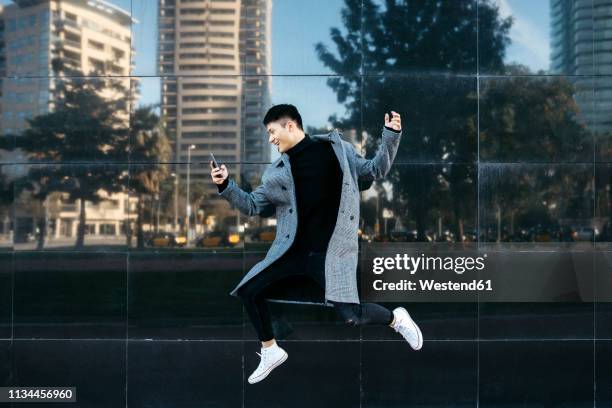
[384,111,402,132]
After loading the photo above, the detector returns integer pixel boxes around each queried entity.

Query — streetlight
[186,144,196,246]
[171,172,178,233]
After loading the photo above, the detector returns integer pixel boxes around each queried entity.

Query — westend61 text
[373,279,493,291]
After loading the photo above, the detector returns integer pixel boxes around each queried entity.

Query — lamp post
[171,172,178,233]
[186,144,195,246]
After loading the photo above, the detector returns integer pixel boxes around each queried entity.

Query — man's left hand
[384,111,401,132]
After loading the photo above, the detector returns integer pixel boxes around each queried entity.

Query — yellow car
[195,231,241,247]
[251,226,276,242]
[174,235,188,246]
[147,233,186,248]
[228,232,240,245]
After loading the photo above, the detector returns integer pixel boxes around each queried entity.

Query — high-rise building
[158,0,272,191]
[550,0,593,76]
[240,0,272,166]
[0,0,138,245]
[550,0,612,136]
[0,0,135,137]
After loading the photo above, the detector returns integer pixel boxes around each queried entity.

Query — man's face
[266,119,296,153]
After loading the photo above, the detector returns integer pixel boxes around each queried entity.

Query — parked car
[195,230,241,247]
[597,221,611,241]
[147,232,186,247]
[559,226,575,242]
[533,227,554,242]
[389,229,415,242]
[572,226,594,242]
[174,234,188,246]
[195,232,222,247]
[250,226,276,243]
[462,229,477,242]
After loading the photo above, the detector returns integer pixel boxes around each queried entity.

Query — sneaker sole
[247,350,288,384]
[399,307,423,350]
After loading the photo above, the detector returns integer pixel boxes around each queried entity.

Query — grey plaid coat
[217,126,402,304]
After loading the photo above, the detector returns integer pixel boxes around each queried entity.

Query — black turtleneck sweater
[216,134,342,252]
[217,133,342,252]
[284,133,343,253]
[218,126,399,250]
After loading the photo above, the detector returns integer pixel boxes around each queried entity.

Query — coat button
[281,186,287,190]
[350,215,354,220]
[285,234,290,238]
[289,208,293,213]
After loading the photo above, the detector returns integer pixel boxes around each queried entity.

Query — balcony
[63,38,82,51]
[53,17,80,31]
[60,203,77,212]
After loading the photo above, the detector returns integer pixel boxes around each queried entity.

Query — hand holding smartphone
[210,152,219,169]
[209,152,228,185]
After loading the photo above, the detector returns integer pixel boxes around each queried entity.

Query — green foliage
[315,0,594,241]
[5,60,170,248]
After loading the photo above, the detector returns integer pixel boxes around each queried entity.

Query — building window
[100,224,117,235]
[88,40,104,51]
[210,8,235,14]
[7,19,16,32]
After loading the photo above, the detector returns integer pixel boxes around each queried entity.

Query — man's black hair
[262,104,303,131]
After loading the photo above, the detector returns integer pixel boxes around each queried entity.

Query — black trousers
[236,246,394,342]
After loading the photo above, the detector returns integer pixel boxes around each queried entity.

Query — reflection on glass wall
[12,164,130,250]
[480,164,594,243]
[0,0,611,249]
[360,164,477,243]
[0,165,12,250]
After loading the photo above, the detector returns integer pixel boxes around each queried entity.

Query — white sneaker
[391,307,423,350]
[247,343,288,384]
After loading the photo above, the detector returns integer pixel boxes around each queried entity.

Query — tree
[0,169,14,244]
[479,64,591,162]
[129,105,172,249]
[13,166,62,249]
[478,64,592,240]
[315,0,512,241]
[11,58,131,248]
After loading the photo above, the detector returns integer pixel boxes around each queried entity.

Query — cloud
[496,0,550,72]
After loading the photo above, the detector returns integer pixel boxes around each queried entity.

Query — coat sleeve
[217,178,276,218]
[348,126,402,181]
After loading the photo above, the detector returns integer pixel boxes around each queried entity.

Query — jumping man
[209,104,422,384]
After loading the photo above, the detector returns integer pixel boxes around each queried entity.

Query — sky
[124,0,353,132]
[119,0,551,115]
[497,0,550,72]
[2,0,551,158]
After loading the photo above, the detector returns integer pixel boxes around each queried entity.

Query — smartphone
[210,152,220,169]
